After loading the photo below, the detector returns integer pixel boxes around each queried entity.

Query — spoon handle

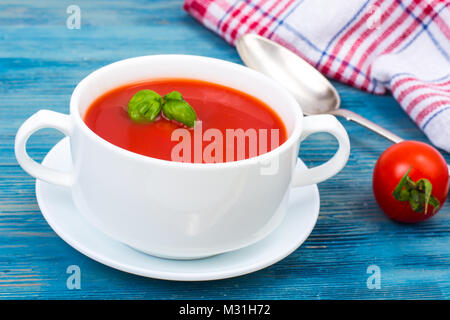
[331,108,450,175]
[330,108,404,144]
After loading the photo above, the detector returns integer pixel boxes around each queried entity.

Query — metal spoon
[237,34,450,174]
[236,33,403,143]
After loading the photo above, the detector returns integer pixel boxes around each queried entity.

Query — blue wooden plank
[0,0,449,299]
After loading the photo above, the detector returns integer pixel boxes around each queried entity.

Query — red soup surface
[84,79,287,163]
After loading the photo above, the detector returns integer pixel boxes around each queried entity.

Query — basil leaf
[127,89,163,123]
[162,91,197,128]
[164,91,184,101]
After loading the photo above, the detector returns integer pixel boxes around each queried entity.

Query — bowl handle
[15,110,74,187]
[292,114,350,187]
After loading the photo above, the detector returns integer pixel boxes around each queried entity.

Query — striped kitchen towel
[184,0,450,153]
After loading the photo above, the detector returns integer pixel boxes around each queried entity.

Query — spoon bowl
[236,34,340,115]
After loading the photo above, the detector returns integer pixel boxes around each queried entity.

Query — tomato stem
[392,167,440,214]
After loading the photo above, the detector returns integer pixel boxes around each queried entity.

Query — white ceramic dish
[36,138,320,281]
[16,55,349,259]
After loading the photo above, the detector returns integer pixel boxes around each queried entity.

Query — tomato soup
[84,79,287,163]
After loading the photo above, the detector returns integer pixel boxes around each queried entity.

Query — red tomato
[373,141,449,223]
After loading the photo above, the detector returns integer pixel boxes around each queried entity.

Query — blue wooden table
[1,0,449,299]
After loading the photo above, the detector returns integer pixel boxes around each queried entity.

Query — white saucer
[35,138,320,281]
